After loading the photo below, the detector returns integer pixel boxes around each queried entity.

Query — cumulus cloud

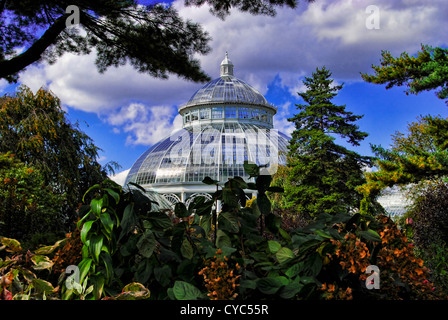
[105,103,183,145]
[13,0,448,146]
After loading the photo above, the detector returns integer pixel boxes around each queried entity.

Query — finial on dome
[220,52,234,76]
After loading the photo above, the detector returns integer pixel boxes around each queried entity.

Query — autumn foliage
[198,249,241,300]
[320,215,446,300]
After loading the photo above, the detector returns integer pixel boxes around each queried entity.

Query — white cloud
[109,168,130,186]
[105,103,183,146]
[274,101,295,136]
[13,0,448,147]
[0,79,9,94]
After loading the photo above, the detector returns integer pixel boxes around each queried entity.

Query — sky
[1,0,448,185]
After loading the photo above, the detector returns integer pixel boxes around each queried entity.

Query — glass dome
[125,122,290,186]
[182,76,273,108]
[124,53,290,202]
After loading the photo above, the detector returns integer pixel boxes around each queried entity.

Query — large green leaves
[257,276,289,295]
[89,235,103,264]
[172,281,202,300]
[136,230,156,258]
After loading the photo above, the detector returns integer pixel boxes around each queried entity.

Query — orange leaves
[330,233,371,275]
[52,222,83,275]
[324,215,444,299]
[198,250,241,300]
[320,283,353,300]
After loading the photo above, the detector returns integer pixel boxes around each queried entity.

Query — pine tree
[285,67,371,216]
[361,45,448,105]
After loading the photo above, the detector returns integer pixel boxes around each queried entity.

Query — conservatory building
[124,53,290,206]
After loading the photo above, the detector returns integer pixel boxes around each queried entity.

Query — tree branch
[0,14,68,81]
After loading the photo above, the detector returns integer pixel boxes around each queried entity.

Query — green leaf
[31,255,54,270]
[218,211,240,233]
[34,239,66,255]
[195,200,214,216]
[276,247,295,264]
[119,202,137,240]
[222,187,239,208]
[104,188,120,204]
[285,263,302,279]
[91,274,106,300]
[32,279,55,295]
[101,251,113,283]
[154,265,172,287]
[232,176,248,189]
[268,240,282,254]
[256,175,272,193]
[115,282,150,300]
[303,252,322,277]
[0,237,22,252]
[174,202,190,218]
[78,258,93,284]
[266,212,281,232]
[200,213,212,235]
[172,281,202,300]
[136,230,156,258]
[314,229,332,239]
[89,234,103,264]
[148,211,173,230]
[202,176,219,185]
[279,278,303,299]
[81,220,95,244]
[257,193,271,216]
[257,276,289,295]
[127,182,146,193]
[100,212,114,237]
[359,229,382,242]
[243,161,259,178]
[216,229,232,248]
[82,184,100,202]
[240,279,257,290]
[180,238,194,260]
[90,197,103,216]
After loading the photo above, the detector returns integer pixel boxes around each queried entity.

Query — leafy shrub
[2,162,446,301]
[0,236,63,300]
[407,182,448,250]
[0,153,65,241]
[309,214,447,300]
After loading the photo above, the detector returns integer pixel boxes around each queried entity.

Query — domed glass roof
[124,53,290,190]
[182,76,272,108]
[125,123,290,186]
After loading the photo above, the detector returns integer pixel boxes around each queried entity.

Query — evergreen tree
[285,66,371,216]
[361,45,448,105]
[357,115,448,199]
[358,44,448,199]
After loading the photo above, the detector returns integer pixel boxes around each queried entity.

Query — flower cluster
[320,283,353,300]
[198,249,241,300]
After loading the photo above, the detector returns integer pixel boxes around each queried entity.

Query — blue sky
[1,0,447,183]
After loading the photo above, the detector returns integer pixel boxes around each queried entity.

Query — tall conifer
[286,67,371,216]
